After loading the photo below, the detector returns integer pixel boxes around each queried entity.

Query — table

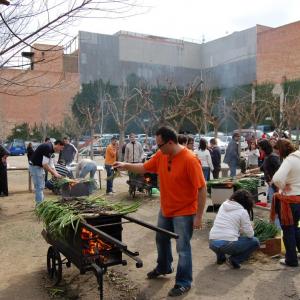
[96,165,104,189]
[7,167,32,192]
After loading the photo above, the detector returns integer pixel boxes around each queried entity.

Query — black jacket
[210,146,221,169]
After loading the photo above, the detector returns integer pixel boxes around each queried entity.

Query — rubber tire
[129,185,136,198]
[47,246,62,285]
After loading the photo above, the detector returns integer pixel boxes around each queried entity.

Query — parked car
[220,135,248,151]
[233,129,264,140]
[5,139,26,155]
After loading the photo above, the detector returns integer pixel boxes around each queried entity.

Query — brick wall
[0,47,80,139]
[257,21,300,84]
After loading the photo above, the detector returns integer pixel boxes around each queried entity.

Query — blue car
[5,139,26,156]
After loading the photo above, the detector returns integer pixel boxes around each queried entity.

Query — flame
[81,227,112,256]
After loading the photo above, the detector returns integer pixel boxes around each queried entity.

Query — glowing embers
[81,227,113,256]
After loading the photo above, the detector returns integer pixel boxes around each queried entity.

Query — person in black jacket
[0,144,10,196]
[247,139,281,202]
[26,142,34,163]
[210,138,221,179]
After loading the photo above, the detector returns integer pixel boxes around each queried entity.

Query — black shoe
[146,268,173,279]
[168,285,191,297]
[226,257,241,269]
[217,257,226,265]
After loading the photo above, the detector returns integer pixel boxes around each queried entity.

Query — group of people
[3,126,300,297]
[28,137,100,204]
[113,126,300,297]
[105,133,144,195]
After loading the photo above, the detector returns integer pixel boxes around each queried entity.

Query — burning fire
[81,227,112,256]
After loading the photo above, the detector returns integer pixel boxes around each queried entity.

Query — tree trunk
[118,127,126,161]
[90,127,94,160]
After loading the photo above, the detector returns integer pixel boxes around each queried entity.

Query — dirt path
[1,156,300,300]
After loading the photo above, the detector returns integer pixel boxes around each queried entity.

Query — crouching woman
[209,189,259,268]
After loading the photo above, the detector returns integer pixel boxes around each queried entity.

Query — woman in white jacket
[196,138,214,181]
[209,189,259,268]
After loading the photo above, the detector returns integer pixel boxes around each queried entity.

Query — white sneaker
[279,258,286,266]
[106,192,113,195]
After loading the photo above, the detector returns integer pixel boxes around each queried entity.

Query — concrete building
[2,20,300,137]
[79,27,256,88]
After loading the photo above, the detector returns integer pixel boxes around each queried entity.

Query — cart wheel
[47,246,62,285]
[129,185,136,198]
[147,188,152,197]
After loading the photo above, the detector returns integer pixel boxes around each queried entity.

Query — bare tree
[136,78,203,132]
[72,79,109,159]
[0,0,143,68]
[106,83,142,157]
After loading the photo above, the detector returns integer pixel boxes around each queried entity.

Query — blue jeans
[202,167,210,181]
[276,202,300,266]
[267,185,276,203]
[228,161,237,177]
[29,165,45,204]
[79,162,97,178]
[155,211,194,287]
[105,164,113,193]
[209,237,259,264]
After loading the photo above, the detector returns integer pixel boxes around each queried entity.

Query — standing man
[124,133,144,163]
[223,133,240,177]
[105,136,118,195]
[0,144,9,197]
[113,126,206,297]
[30,140,64,204]
[210,138,221,179]
[59,137,78,165]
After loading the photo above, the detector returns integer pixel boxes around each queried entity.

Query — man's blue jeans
[155,211,194,288]
[79,163,97,178]
[29,165,45,204]
[228,161,237,177]
[105,164,113,193]
[209,237,259,264]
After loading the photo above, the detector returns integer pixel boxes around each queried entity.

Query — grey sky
[74,0,300,43]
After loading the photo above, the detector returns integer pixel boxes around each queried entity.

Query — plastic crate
[211,187,234,205]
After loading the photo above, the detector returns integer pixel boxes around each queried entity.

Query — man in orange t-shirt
[104,136,118,194]
[113,126,206,297]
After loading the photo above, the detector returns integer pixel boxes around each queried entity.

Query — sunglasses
[157,141,168,149]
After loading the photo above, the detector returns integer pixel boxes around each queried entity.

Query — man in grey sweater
[124,133,144,163]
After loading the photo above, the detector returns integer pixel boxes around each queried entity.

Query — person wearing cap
[104,137,118,195]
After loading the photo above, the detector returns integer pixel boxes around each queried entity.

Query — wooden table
[7,167,32,192]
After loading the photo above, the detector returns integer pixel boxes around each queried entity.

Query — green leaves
[254,219,279,242]
[35,196,141,236]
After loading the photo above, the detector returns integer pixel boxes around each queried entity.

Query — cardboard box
[259,237,281,256]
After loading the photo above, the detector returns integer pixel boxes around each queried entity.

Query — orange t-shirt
[105,144,117,165]
[144,148,206,217]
